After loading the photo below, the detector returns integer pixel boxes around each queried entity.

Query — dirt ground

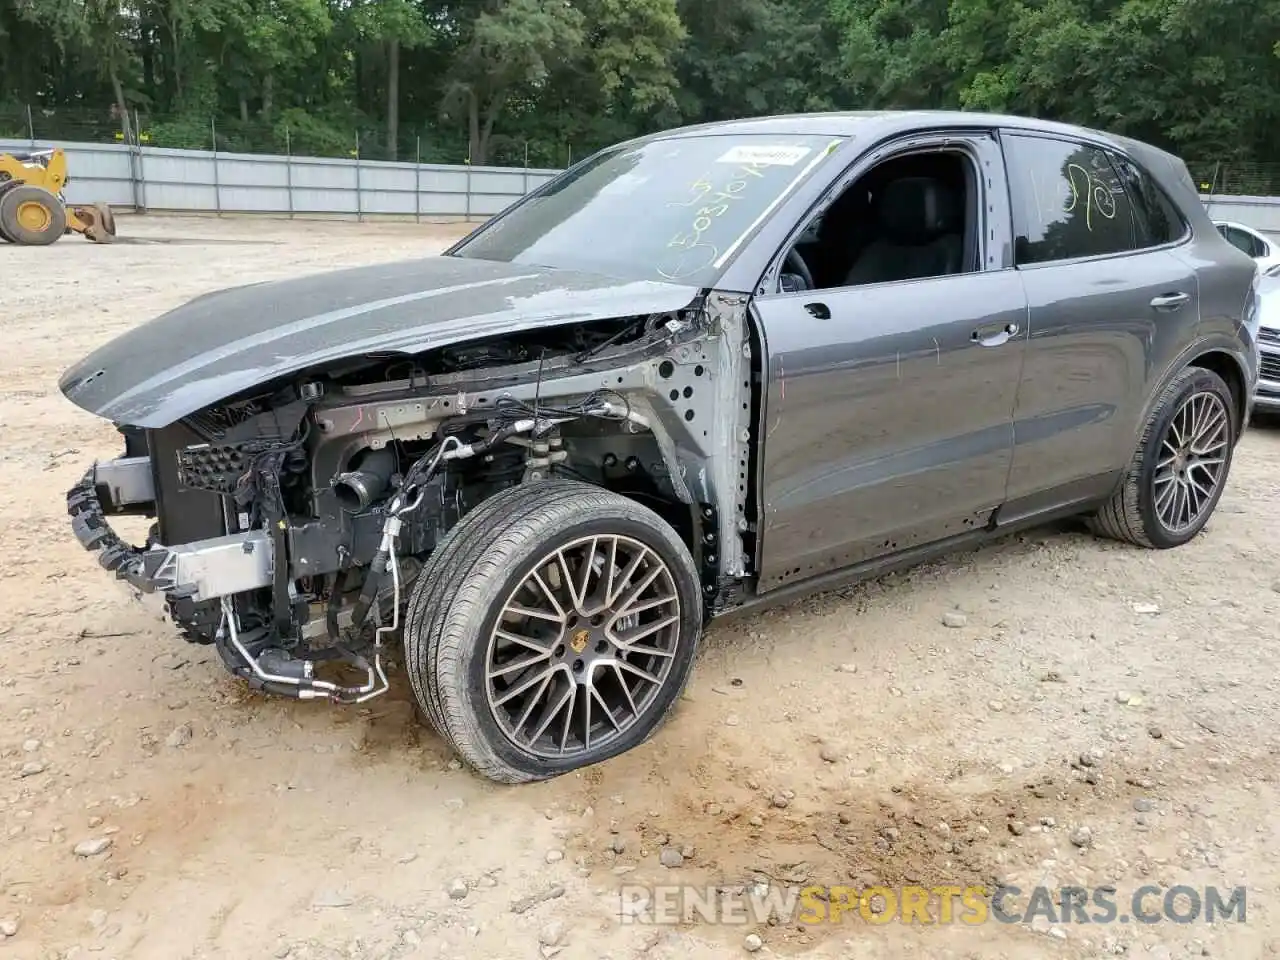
[3,214,1280,960]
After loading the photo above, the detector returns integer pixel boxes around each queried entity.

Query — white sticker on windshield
[715,144,812,167]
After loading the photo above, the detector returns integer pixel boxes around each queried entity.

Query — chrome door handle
[971,322,1020,347]
[1150,292,1191,311]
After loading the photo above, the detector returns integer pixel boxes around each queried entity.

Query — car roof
[621,110,1187,176]
[618,109,1198,218]
[634,109,1131,146]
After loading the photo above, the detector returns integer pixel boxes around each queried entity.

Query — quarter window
[1217,224,1266,258]
[1003,134,1137,265]
[1110,153,1187,247]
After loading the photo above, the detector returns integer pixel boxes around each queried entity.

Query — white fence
[0,138,560,220]
[1201,195,1280,235]
[4,137,1280,236]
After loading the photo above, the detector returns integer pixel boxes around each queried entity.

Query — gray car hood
[59,255,700,428]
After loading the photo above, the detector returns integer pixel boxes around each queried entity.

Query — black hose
[347,548,390,631]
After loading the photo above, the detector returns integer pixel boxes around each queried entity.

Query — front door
[752,266,1029,592]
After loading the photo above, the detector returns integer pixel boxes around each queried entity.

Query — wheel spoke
[512,670,556,737]
[558,684,578,754]
[614,564,666,619]
[1168,407,1187,447]
[528,569,567,619]
[612,662,640,716]
[504,603,562,624]
[610,593,674,620]
[616,659,663,687]
[607,547,649,605]
[556,549,585,612]
[1188,458,1224,485]
[494,662,556,708]
[581,681,593,751]
[1191,421,1227,455]
[1154,479,1177,518]
[488,651,552,680]
[591,686,621,731]
[614,614,680,649]
[576,538,598,610]
[530,681,574,745]
[493,628,554,654]
[1188,472,1215,504]
[1183,478,1202,521]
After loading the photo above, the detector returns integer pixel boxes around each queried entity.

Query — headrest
[877,177,961,242]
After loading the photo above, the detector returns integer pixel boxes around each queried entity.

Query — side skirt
[712,473,1119,625]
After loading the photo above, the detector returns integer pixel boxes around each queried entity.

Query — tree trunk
[261,73,274,123]
[467,88,481,164]
[479,95,503,167]
[111,71,133,143]
[239,94,250,124]
[168,22,182,103]
[386,39,400,161]
[141,24,156,98]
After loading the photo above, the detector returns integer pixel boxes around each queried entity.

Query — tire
[403,479,703,783]
[0,183,13,242]
[1088,365,1237,548]
[0,184,66,245]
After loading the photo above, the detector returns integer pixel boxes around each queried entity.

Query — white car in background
[1214,220,1280,277]
[1254,270,1280,416]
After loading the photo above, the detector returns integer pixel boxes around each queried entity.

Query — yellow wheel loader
[0,147,116,245]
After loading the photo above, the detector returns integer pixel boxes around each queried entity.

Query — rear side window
[1002,133,1137,264]
[1217,224,1266,258]
[1110,153,1188,247]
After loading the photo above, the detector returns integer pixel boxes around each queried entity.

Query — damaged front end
[64,292,756,706]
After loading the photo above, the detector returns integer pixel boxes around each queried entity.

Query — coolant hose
[348,515,403,631]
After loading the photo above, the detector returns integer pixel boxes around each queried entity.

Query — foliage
[2,0,1279,173]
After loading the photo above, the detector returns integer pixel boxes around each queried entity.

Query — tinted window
[1110,153,1187,247]
[1218,224,1268,258]
[1003,134,1137,264]
[450,133,846,286]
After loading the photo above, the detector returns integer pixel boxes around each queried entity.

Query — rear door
[997,131,1201,521]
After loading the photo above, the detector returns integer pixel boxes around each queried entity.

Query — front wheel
[403,480,704,783]
[1089,365,1237,548]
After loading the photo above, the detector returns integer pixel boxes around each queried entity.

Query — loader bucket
[69,203,117,243]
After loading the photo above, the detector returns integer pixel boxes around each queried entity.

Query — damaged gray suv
[61,111,1261,783]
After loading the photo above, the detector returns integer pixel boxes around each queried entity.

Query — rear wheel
[0,185,66,245]
[404,480,703,783]
[1089,365,1236,548]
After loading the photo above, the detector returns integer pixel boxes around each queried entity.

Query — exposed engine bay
[68,293,757,706]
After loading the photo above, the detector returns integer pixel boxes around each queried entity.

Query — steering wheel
[783,247,815,292]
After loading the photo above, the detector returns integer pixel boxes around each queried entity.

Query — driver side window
[778,147,981,294]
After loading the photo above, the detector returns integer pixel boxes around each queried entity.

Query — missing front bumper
[67,463,274,601]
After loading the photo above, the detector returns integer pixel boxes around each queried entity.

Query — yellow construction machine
[0,147,116,245]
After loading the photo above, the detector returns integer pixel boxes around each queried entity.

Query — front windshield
[451,133,845,286]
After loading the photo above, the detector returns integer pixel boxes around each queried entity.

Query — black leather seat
[844,176,964,286]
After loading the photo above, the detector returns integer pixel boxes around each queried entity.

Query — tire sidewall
[454,509,703,779]
[1135,368,1236,548]
[0,186,66,245]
